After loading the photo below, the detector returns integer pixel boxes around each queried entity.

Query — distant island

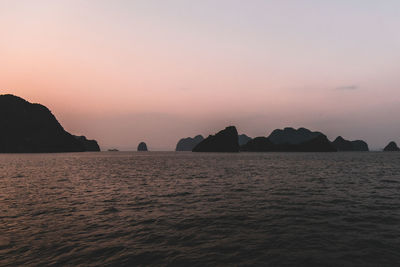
[137,142,148,151]
[0,94,100,153]
[189,126,379,153]
[384,141,400,152]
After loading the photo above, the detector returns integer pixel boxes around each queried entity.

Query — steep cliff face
[0,94,99,153]
[192,126,239,152]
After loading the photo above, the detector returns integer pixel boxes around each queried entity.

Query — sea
[0,152,399,266]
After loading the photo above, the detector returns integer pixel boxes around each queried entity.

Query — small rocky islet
[137,142,148,151]
[383,141,400,152]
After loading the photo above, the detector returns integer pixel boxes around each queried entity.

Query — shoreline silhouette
[0,94,398,153]
[0,94,99,153]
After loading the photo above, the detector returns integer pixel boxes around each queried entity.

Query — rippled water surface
[0,152,399,266]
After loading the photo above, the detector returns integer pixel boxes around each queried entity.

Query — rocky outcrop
[192,126,239,152]
[268,127,322,145]
[0,94,99,153]
[332,136,369,151]
[137,142,148,151]
[238,134,252,146]
[176,135,204,151]
[383,141,400,151]
[74,136,100,151]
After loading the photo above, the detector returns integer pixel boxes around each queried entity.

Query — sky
[1,0,399,150]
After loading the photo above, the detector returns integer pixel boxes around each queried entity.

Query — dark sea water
[0,152,399,266]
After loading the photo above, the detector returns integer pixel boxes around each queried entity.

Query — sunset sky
[1,0,399,150]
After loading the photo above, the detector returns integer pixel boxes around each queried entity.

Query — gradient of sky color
[1,0,399,150]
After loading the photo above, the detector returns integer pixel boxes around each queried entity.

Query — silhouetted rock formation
[137,142,148,151]
[193,126,239,152]
[332,136,369,151]
[268,127,322,145]
[74,136,100,151]
[238,134,252,146]
[0,94,99,153]
[241,127,336,152]
[176,135,204,151]
[383,141,400,151]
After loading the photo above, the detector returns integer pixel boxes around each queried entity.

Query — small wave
[161,192,192,198]
[231,188,246,192]
[103,199,117,203]
[99,207,120,214]
[207,197,222,202]
[0,237,11,250]
[381,179,399,184]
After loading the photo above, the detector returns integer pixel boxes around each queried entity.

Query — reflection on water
[0,152,399,266]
